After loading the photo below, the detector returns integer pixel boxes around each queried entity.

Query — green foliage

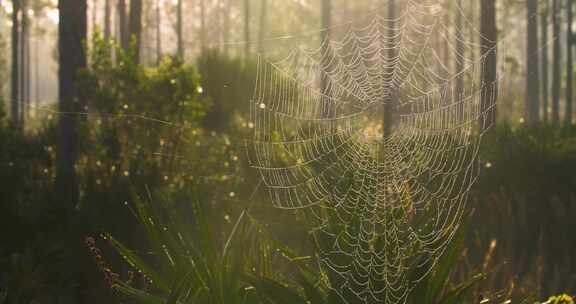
[197,50,257,131]
[105,190,313,304]
[78,33,243,226]
[408,222,487,304]
[473,124,576,297]
[106,189,491,304]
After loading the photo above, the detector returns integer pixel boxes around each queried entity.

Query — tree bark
[104,0,111,40]
[541,0,550,123]
[526,0,540,125]
[156,0,162,63]
[456,0,465,122]
[56,0,87,215]
[222,0,230,54]
[258,0,267,53]
[383,0,396,139]
[566,0,573,126]
[200,0,206,51]
[244,0,250,56]
[11,0,20,129]
[176,0,183,58]
[129,0,142,62]
[118,0,128,51]
[21,0,30,123]
[92,0,98,34]
[320,0,331,119]
[480,0,498,133]
[552,0,561,125]
[34,16,39,115]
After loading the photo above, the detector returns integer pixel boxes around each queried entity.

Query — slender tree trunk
[18,0,28,124]
[200,0,206,51]
[104,0,111,40]
[552,0,561,125]
[176,0,183,58]
[469,0,477,60]
[118,0,128,51]
[222,0,230,54]
[566,0,573,126]
[443,1,452,77]
[455,0,465,122]
[383,0,395,138]
[156,0,161,63]
[11,0,20,129]
[526,0,540,125]
[129,0,143,62]
[34,16,39,116]
[92,0,98,34]
[480,0,498,133]
[244,0,250,56]
[541,0,550,123]
[320,0,331,120]
[20,0,28,125]
[56,0,87,217]
[258,0,267,53]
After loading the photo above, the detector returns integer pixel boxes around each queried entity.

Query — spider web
[247,1,500,303]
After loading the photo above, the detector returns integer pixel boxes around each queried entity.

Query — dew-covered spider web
[247,0,501,303]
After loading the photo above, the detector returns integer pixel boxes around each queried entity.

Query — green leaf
[106,234,170,292]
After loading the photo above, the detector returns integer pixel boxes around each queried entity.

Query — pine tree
[383,0,395,138]
[56,0,87,214]
[566,0,573,126]
[104,0,111,40]
[156,0,162,63]
[118,0,128,51]
[526,0,540,124]
[11,0,21,129]
[176,0,183,58]
[456,0,465,122]
[129,0,142,62]
[552,0,561,125]
[541,0,550,123]
[480,0,498,133]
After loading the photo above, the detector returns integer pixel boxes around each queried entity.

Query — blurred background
[0,0,574,303]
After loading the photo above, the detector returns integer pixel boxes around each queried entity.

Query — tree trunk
[21,0,30,123]
[244,0,250,56]
[541,0,550,123]
[320,0,331,119]
[118,0,128,51]
[11,0,20,129]
[92,0,98,34]
[455,0,465,122]
[258,0,267,53]
[156,0,161,63]
[222,0,230,54]
[176,0,183,58]
[104,0,111,40]
[480,0,498,133]
[552,0,561,125]
[469,0,477,60]
[34,16,40,116]
[129,0,142,62]
[383,0,395,139]
[56,0,87,217]
[526,0,540,125]
[566,0,573,126]
[200,0,206,51]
